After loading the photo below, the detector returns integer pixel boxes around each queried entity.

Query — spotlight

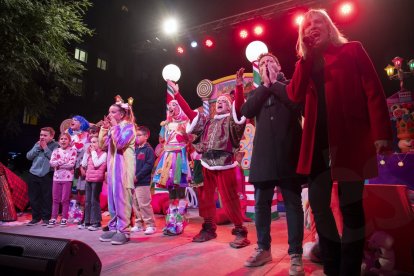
[191,41,198,48]
[295,15,304,26]
[163,18,178,35]
[204,39,214,48]
[239,29,248,39]
[340,2,353,16]
[253,25,264,36]
[177,46,184,54]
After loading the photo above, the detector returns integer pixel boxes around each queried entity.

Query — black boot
[192,223,217,242]
[230,226,250,248]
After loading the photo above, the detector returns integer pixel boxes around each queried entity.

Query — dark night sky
[3,0,414,153]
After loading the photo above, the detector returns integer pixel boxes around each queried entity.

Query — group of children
[26,97,158,245]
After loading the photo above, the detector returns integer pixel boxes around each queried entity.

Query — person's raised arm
[168,80,198,121]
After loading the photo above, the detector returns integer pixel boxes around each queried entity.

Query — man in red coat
[282,9,392,276]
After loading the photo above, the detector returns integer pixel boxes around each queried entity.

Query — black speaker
[0,232,101,276]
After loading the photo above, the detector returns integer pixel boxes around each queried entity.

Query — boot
[229,226,250,248]
[192,223,217,242]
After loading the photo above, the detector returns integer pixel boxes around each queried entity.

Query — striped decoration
[252,61,261,88]
[244,176,279,220]
[203,100,209,115]
[166,83,175,112]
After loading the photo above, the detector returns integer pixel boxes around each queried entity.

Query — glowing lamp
[239,29,248,39]
[407,59,414,72]
[295,15,304,26]
[392,56,404,69]
[245,41,268,62]
[384,64,395,77]
[177,46,184,54]
[162,64,181,82]
[340,3,353,15]
[205,39,214,48]
[191,41,198,48]
[253,25,264,36]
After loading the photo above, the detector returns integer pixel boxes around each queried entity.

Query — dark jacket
[135,142,155,186]
[241,74,304,184]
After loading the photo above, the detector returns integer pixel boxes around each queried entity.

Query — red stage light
[177,46,184,54]
[253,25,264,36]
[205,39,214,48]
[239,29,248,39]
[339,2,353,16]
[295,15,304,26]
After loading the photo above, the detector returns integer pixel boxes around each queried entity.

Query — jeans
[28,172,53,221]
[309,169,365,276]
[84,182,103,225]
[254,178,304,254]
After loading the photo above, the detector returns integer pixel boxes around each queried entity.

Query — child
[80,136,107,230]
[26,127,59,226]
[99,95,136,245]
[48,133,77,227]
[131,126,157,235]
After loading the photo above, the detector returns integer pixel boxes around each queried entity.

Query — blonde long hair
[296,9,348,59]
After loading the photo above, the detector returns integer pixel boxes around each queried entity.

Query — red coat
[286,41,392,181]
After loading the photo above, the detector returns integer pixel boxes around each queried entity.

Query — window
[74,48,88,63]
[97,58,107,70]
[23,108,38,125]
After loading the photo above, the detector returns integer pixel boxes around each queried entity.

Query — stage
[0,210,323,276]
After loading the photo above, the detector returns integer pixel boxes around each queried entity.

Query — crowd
[13,9,393,276]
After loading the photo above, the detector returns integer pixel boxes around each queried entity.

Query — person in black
[241,54,305,275]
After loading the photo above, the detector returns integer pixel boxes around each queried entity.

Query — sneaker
[88,224,101,231]
[192,223,217,242]
[131,225,144,232]
[144,226,156,235]
[244,248,272,267]
[47,219,57,228]
[111,232,130,245]
[78,223,91,229]
[289,254,305,276]
[229,226,251,249]
[41,219,49,226]
[99,231,117,242]
[60,219,68,227]
[26,219,41,226]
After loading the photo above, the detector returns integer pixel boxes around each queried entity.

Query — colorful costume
[152,100,191,235]
[175,88,250,248]
[99,120,135,234]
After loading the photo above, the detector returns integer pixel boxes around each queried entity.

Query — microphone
[303,35,316,48]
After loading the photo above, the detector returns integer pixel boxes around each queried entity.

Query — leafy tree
[0,0,93,136]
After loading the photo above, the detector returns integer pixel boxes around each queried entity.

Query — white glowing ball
[245,40,268,62]
[162,64,181,82]
[163,18,178,35]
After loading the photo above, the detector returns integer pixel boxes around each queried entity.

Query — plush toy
[362,231,396,276]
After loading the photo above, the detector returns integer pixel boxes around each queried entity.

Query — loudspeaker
[0,232,101,276]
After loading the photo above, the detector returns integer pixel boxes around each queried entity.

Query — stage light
[295,15,304,26]
[162,64,181,82]
[253,25,264,36]
[163,18,178,35]
[177,46,184,54]
[339,2,353,16]
[245,40,268,63]
[191,41,198,48]
[239,29,248,39]
[204,39,214,48]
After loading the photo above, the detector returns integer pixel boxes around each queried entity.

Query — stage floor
[0,210,323,275]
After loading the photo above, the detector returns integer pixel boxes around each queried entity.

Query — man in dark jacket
[241,53,305,275]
